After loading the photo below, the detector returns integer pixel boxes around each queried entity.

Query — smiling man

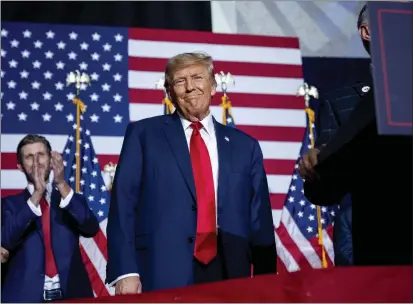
[106,52,277,294]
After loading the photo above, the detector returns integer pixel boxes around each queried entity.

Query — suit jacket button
[192,205,197,211]
[188,237,194,243]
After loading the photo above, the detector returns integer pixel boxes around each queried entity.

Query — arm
[314,97,338,148]
[1,197,39,250]
[304,118,359,206]
[106,123,142,284]
[249,140,277,275]
[59,188,100,238]
[303,157,351,206]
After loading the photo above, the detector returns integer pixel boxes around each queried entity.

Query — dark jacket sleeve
[62,193,100,237]
[1,197,39,250]
[249,139,277,275]
[106,122,142,284]
[333,204,353,266]
[303,140,353,206]
[315,96,337,148]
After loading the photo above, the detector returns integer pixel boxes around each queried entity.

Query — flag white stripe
[281,206,323,268]
[274,228,300,272]
[129,104,307,128]
[128,39,302,65]
[100,219,108,238]
[1,134,302,161]
[322,229,335,263]
[129,71,303,96]
[272,209,282,228]
[79,237,115,295]
[1,169,292,196]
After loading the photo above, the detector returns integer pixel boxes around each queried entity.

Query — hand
[1,247,9,263]
[51,151,65,186]
[32,154,47,194]
[115,276,142,295]
[298,148,320,182]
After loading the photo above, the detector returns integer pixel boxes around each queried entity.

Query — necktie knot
[190,121,203,132]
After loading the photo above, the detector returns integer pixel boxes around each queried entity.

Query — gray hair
[164,52,216,89]
[357,3,369,29]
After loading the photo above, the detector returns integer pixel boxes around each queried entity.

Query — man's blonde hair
[164,52,216,89]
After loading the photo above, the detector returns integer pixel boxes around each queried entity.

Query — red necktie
[40,197,59,277]
[189,122,217,264]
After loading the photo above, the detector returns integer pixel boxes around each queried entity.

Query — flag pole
[156,77,173,114]
[66,70,90,193]
[215,71,235,126]
[297,82,328,269]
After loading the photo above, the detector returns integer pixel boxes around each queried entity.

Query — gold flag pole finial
[297,82,328,269]
[66,70,91,193]
[103,162,117,190]
[215,71,235,125]
[156,76,174,114]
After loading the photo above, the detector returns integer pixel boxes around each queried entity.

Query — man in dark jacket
[311,3,372,266]
[300,88,412,266]
[299,4,412,265]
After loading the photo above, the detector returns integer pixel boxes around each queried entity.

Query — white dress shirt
[110,112,220,287]
[27,171,74,291]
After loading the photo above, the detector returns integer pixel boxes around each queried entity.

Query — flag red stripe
[308,234,334,267]
[276,255,289,276]
[80,245,110,297]
[129,57,303,79]
[1,153,121,172]
[270,194,287,210]
[93,229,108,260]
[1,189,22,198]
[264,159,296,175]
[128,28,300,49]
[129,89,306,110]
[238,125,305,142]
[276,222,314,271]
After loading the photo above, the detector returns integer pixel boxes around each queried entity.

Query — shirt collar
[178,111,215,136]
[27,170,54,197]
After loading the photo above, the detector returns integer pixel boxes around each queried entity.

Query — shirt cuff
[59,189,74,208]
[27,199,42,216]
[109,273,140,287]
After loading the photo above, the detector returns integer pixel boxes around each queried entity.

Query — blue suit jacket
[106,112,277,292]
[1,189,99,302]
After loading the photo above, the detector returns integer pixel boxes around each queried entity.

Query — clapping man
[1,134,100,302]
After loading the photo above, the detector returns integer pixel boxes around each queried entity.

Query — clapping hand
[1,247,9,263]
[32,154,47,195]
[51,151,65,186]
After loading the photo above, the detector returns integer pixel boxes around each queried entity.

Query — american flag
[274,110,338,273]
[1,21,323,290]
[61,125,112,296]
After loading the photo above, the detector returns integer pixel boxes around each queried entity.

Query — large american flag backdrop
[1,21,334,295]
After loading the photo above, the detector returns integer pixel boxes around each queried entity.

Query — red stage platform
[66,266,412,302]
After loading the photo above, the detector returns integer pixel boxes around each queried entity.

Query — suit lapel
[214,119,231,212]
[161,112,196,201]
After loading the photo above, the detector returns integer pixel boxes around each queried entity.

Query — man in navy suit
[106,52,277,294]
[1,134,100,302]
